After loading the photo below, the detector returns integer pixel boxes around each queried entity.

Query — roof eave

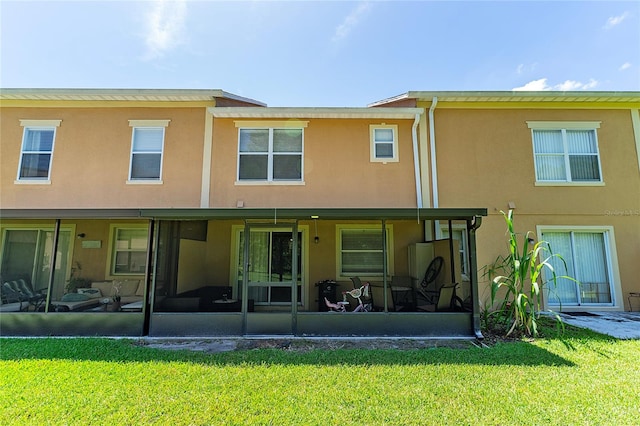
[209,106,423,119]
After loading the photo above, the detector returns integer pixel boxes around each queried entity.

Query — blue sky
[2,1,639,106]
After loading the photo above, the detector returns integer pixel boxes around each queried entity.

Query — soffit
[0,88,266,106]
[370,91,640,106]
[210,107,424,119]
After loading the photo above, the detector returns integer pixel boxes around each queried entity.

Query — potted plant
[65,262,92,293]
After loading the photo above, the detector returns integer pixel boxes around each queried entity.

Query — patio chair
[417,283,460,312]
[418,256,444,304]
[1,275,46,311]
[390,275,415,311]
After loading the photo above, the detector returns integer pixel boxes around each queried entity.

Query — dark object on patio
[1,275,47,311]
[161,286,254,312]
[316,280,338,311]
[564,312,600,317]
[418,256,444,304]
[417,283,462,312]
[390,275,415,311]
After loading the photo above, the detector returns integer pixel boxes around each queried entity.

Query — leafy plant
[65,262,92,293]
[482,210,573,337]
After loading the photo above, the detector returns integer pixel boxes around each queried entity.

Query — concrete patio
[559,311,640,339]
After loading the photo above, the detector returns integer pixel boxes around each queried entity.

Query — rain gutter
[412,112,423,207]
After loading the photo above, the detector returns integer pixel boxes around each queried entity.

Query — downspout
[429,97,439,208]
[429,97,441,238]
[411,113,423,208]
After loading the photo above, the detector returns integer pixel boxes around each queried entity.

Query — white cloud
[512,78,549,91]
[513,78,599,91]
[332,2,372,43]
[619,62,632,71]
[604,11,630,29]
[143,0,187,60]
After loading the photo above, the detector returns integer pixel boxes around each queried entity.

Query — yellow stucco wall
[1,107,206,208]
[209,118,419,208]
[424,106,640,309]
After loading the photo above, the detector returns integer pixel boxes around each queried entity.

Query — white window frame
[106,224,149,278]
[527,121,603,186]
[127,120,170,184]
[536,225,622,310]
[16,120,61,184]
[439,224,469,280]
[235,121,307,185]
[370,124,399,163]
[336,224,394,280]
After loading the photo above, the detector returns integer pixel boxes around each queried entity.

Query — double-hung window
[17,120,61,182]
[370,124,398,162]
[528,122,602,184]
[336,225,394,278]
[108,225,148,276]
[237,126,304,182]
[128,120,169,182]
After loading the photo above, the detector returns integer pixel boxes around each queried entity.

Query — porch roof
[0,207,487,221]
[140,207,488,221]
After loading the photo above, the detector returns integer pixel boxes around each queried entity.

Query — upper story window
[128,120,170,183]
[528,121,602,184]
[237,124,305,183]
[17,120,61,183]
[370,124,398,163]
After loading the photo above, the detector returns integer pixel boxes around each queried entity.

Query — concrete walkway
[559,311,640,339]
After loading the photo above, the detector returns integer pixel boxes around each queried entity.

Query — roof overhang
[0,88,266,106]
[209,107,423,119]
[0,208,487,221]
[140,208,487,221]
[370,91,640,107]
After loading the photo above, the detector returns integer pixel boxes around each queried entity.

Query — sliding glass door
[238,226,302,306]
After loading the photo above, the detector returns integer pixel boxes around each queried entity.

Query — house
[373,91,640,314]
[1,88,638,337]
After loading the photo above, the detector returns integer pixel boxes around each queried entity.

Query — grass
[1,322,639,425]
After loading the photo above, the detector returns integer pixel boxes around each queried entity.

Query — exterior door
[542,230,614,307]
[241,222,301,334]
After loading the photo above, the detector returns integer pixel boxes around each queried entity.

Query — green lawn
[1,324,639,425]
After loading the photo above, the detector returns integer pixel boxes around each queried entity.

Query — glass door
[240,223,301,334]
[0,228,72,302]
[543,231,613,306]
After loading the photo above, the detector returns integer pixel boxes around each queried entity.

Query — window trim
[335,224,394,280]
[439,224,469,281]
[536,225,622,310]
[106,224,149,278]
[16,119,61,183]
[127,120,170,184]
[235,124,305,184]
[527,121,603,185]
[370,124,399,163]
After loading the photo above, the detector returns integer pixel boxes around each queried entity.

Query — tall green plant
[483,210,571,337]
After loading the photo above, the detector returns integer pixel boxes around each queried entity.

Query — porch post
[382,219,388,312]
[241,220,250,334]
[44,219,61,312]
[291,220,299,334]
[448,220,456,283]
[142,219,155,335]
[468,215,483,339]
